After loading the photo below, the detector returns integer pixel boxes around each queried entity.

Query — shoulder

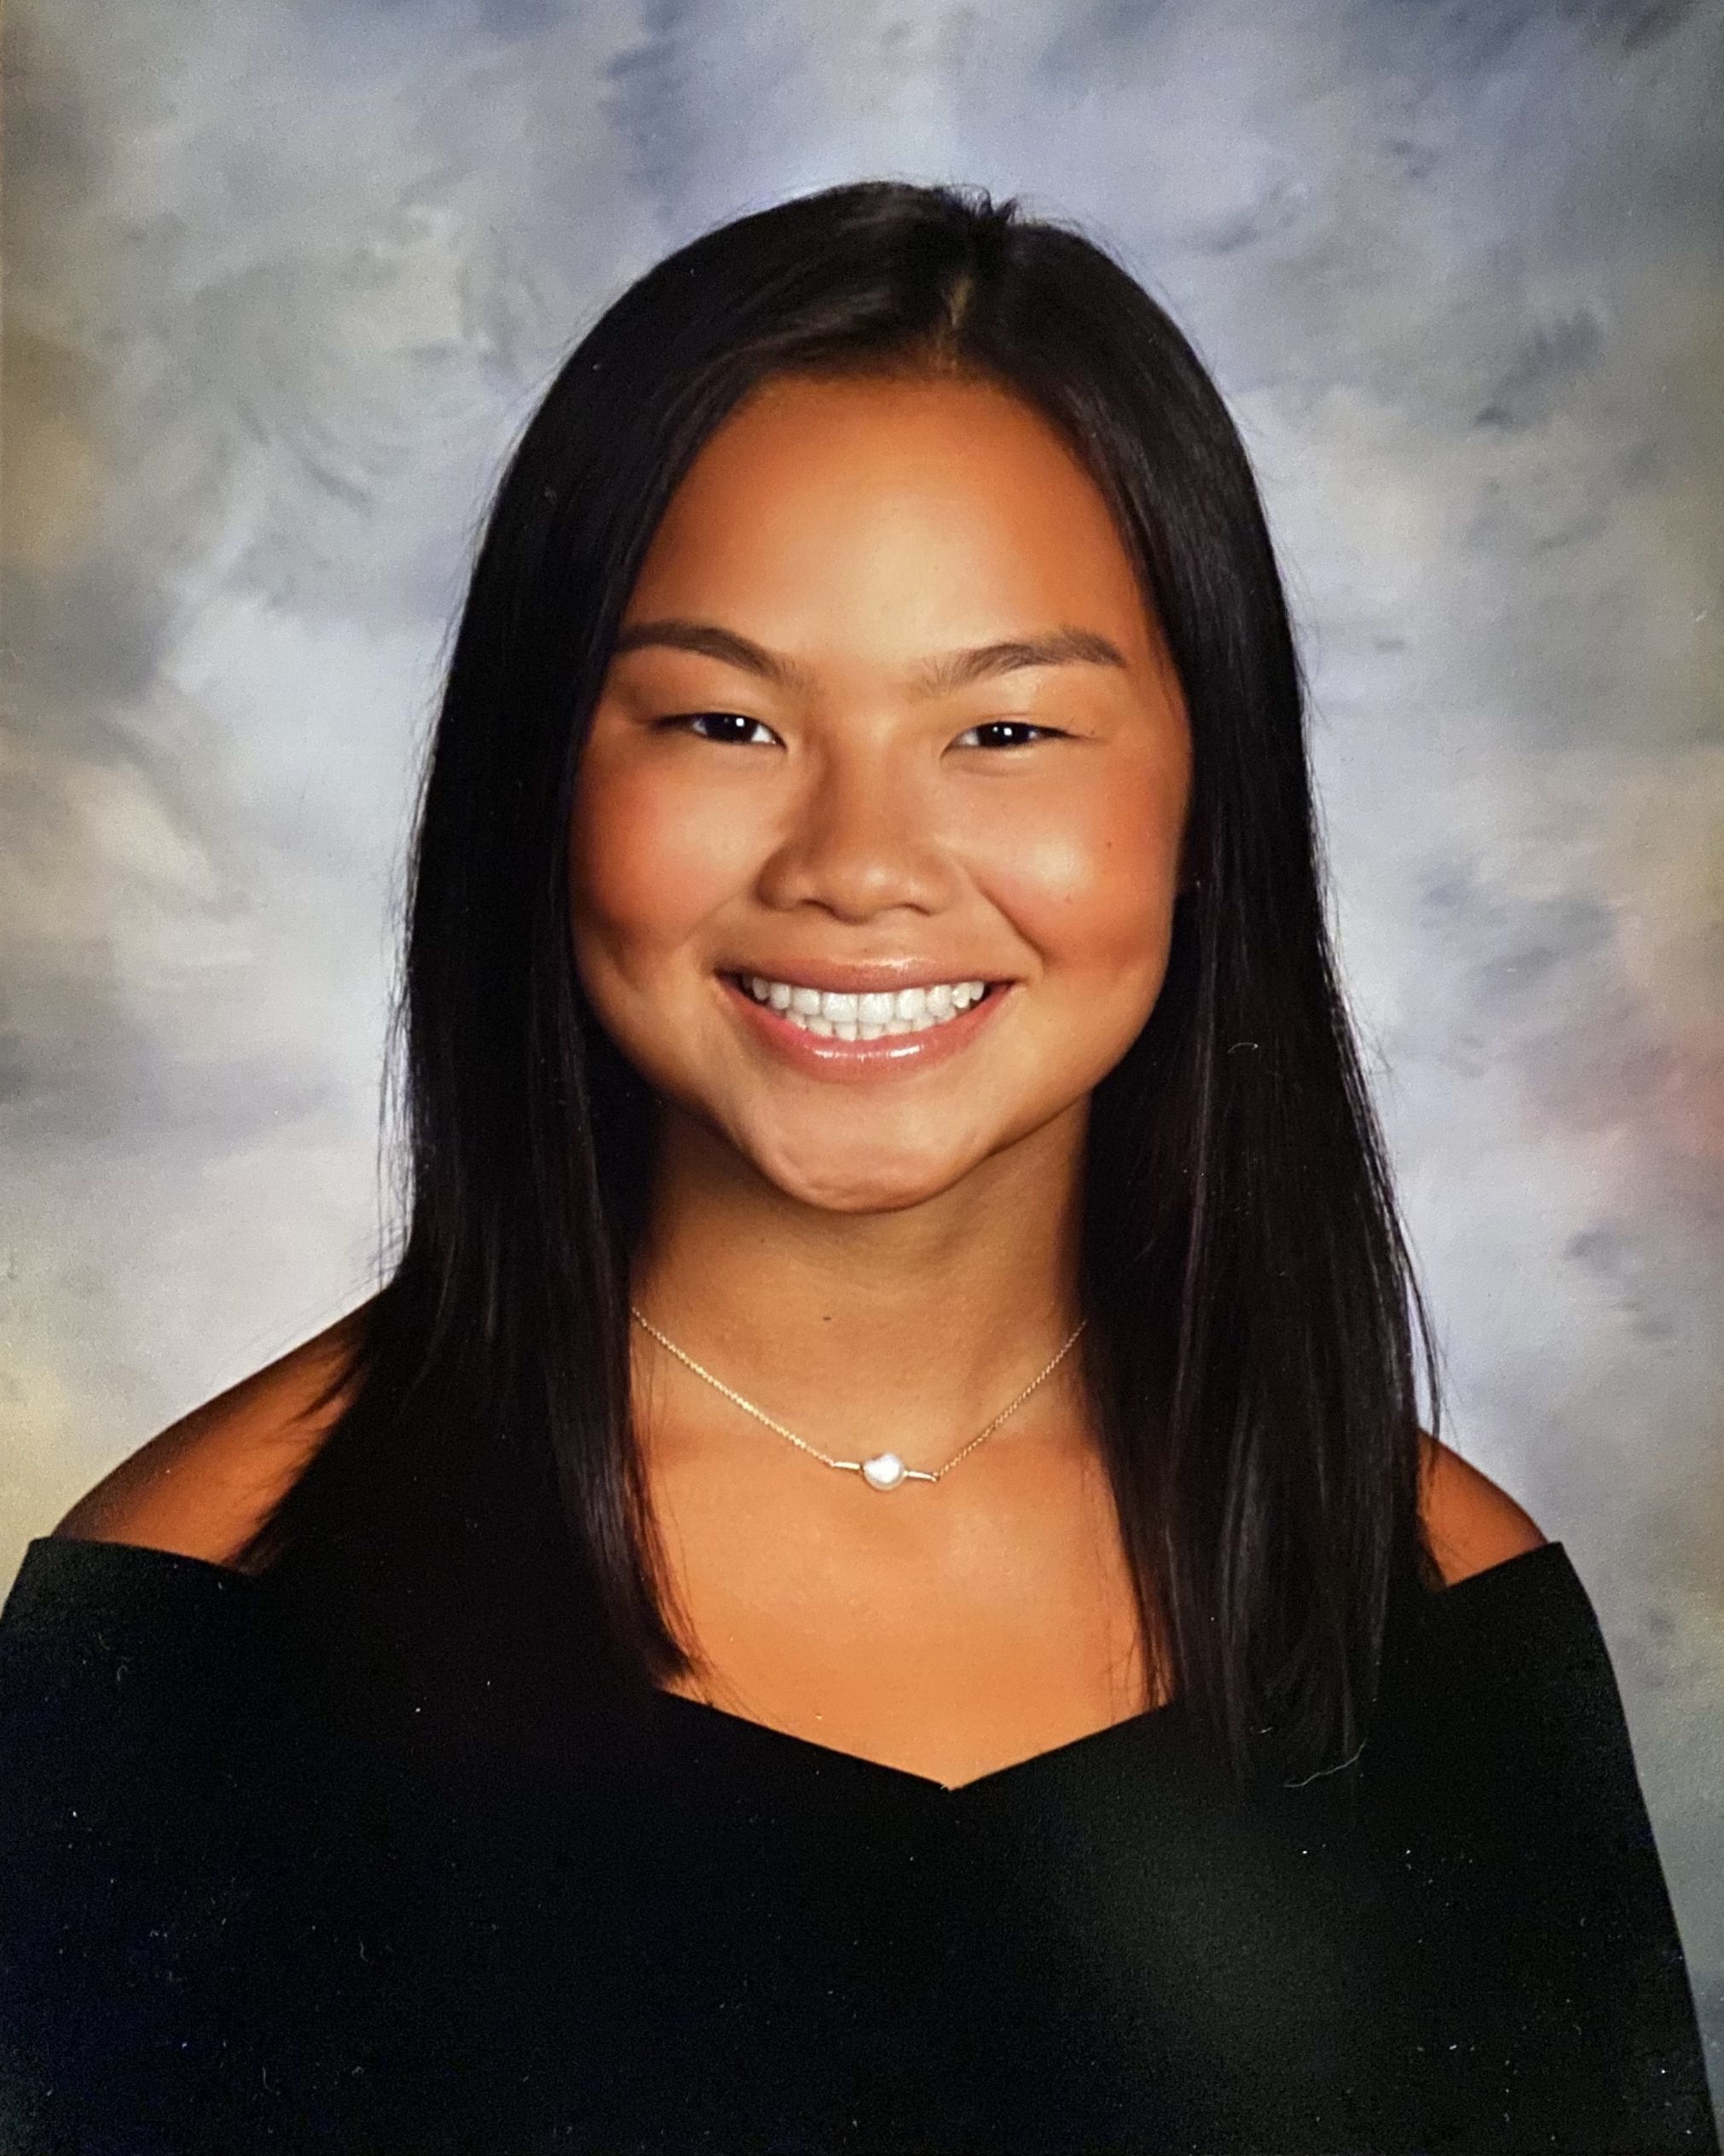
[50,1301,373,1574]
[1418,1431,1548,1588]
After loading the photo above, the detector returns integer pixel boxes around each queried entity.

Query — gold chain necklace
[628,1306,1088,1491]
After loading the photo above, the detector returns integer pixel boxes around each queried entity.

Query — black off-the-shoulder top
[0,1531,1715,2154]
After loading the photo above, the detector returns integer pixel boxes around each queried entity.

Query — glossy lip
[719,970,1015,1078]
[719,959,1013,995]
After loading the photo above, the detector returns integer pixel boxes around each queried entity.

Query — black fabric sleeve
[0,1537,275,2155]
[1383,1543,1719,2153]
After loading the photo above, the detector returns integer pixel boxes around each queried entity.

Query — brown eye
[957,722,1067,749]
[657,715,1066,751]
[659,712,776,745]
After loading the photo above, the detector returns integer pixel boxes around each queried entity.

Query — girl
[3,179,1714,2153]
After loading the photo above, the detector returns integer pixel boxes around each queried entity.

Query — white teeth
[741,973,993,1037]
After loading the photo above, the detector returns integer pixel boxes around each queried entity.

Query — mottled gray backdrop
[4,0,1721,2109]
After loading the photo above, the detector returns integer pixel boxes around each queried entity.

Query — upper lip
[722,961,1011,994]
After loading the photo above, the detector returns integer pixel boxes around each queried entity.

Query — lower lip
[719,974,1015,1078]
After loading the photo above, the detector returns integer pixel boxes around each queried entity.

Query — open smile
[718,971,1015,1078]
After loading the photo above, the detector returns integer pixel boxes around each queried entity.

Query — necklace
[628,1306,1088,1490]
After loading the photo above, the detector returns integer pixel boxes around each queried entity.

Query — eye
[656,714,1068,751]
[657,711,777,746]
[954,721,1067,750]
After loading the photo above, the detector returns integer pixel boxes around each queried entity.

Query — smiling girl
[3,180,1714,2153]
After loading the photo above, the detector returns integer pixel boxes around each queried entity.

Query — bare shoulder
[50,1300,373,1574]
[1418,1431,1548,1588]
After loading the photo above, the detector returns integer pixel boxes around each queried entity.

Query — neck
[627,1101,1094,1463]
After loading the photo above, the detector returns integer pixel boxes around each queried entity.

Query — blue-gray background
[4,0,1721,2110]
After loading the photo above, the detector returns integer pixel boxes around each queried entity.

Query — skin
[52,373,1546,1792]
[569,370,1195,1785]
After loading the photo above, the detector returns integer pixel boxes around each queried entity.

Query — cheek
[988,787,1180,991]
[569,762,738,960]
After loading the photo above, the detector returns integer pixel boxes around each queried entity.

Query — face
[569,371,1193,1216]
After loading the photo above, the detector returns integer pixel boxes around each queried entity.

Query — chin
[743,1127,986,1215]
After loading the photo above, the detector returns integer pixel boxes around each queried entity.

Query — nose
[755,735,955,921]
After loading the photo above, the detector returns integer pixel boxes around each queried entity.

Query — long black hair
[234,178,1447,1795]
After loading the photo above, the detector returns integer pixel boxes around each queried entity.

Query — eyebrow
[608,617,1130,696]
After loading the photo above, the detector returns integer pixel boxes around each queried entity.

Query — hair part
[234,179,1447,1798]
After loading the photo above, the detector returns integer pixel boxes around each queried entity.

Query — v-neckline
[647,1545,1569,1798]
[651,1686,1183,1797]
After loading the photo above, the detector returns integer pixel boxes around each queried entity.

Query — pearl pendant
[861,1451,908,1490]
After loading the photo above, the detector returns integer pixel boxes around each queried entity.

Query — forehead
[623,372,1159,666]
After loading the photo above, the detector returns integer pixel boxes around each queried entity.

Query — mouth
[716,970,1015,1075]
